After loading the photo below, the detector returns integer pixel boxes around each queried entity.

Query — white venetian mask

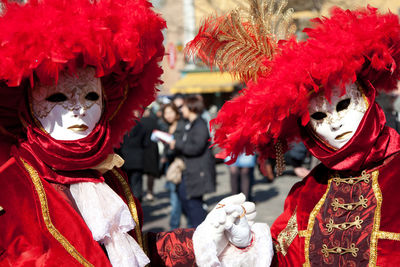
[307,83,368,149]
[31,68,103,141]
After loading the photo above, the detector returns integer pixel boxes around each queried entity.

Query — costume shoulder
[0,157,111,267]
[0,157,59,266]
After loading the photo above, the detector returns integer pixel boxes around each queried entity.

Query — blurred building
[154,0,400,106]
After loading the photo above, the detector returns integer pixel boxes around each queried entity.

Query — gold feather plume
[185,0,296,83]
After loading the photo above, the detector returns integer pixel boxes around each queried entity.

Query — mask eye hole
[311,112,327,120]
[85,92,100,101]
[46,93,68,102]
[336,98,351,112]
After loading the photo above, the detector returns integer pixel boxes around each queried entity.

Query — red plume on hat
[188,3,400,164]
[0,0,165,153]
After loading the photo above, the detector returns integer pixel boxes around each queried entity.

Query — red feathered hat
[0,0,165,150]
[190,5,400,164]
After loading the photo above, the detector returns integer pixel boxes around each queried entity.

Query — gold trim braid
[369,170,382,266]
[377,231,400,241]
[20,158,93,267]
[111,168,144,249]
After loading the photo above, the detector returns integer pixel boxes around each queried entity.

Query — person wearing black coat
[141,108,161,201]
[169,96,216,227]
[119,120,148,201]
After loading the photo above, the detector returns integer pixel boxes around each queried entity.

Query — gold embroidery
[303,179,333,267]
[332,170,371,186]
[326,216,363,233]
[369,170,381,266]
[111,168,144,249]
[377,231,400,241]
[20,158,93,267]
[276,208,298,256]
[331,195,368,211]
[321,243,359,258]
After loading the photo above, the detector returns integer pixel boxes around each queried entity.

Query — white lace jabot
[70,182,150,267]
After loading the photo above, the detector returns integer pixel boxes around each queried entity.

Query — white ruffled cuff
[193,223,273,267]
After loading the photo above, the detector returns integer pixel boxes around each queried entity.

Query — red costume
[188,3,400,266]
[271,87,400,266]
[0,0,195,266]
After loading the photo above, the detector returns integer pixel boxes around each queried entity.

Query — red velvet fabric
[0,157,112,266]
[11,116,113,184]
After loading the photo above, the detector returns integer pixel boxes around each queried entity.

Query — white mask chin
[307,83,368,150]
[31,68,103,141]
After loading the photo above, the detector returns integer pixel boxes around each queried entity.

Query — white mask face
[31,68,103,141]
[307,83,368,149]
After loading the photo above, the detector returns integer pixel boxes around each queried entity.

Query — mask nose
[330,122,342,131]
[72,102,86,117]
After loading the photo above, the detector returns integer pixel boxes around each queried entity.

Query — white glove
[192,193,248,256]
[193,193,273,267]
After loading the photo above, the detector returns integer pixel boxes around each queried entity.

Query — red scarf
[13,117,114,184]
[301,83,400,172]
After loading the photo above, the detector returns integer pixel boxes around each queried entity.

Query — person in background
[120,115,148,202]
[141,107,161,201]
[161,103,186,229]
[195,94,212,131]
[169,96,216,228]
[284,142,311,178]
[172,93,185,111]
[226,153,256,201]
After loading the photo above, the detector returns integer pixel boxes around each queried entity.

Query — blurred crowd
[118,94,216,229]
[117,89,400,230]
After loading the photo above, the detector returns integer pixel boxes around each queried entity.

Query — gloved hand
[224,204,253,248]
[200,193,248,255]
[193,193,260,267]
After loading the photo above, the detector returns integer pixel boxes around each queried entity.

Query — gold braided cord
[186,0,296,83]
[321,243,359,258]
[377,231,400,241]
[20,158,93,267]
[111,168,144,249]
[369,170,382,266]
